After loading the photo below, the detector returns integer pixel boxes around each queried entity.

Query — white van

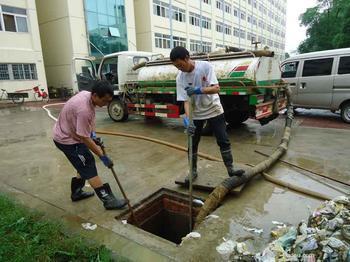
[281,48,350,123]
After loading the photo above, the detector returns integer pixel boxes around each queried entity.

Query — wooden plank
[175,162,248,194]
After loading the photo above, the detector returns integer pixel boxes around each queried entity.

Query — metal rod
[101,147,139,226]
[188,90,194,232]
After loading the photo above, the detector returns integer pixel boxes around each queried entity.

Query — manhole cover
[116,188,202,244]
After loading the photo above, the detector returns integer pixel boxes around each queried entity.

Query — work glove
[185,86,202,96]
[100,155,114,168]
[91,132,104,147]
[183,116,196,136]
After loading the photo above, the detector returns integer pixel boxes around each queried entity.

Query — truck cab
[73,51,161,93]
[73,51,162,120]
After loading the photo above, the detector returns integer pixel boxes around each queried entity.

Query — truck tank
[137,51,282,87]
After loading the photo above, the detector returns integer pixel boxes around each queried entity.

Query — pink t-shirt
[53,91,95,144]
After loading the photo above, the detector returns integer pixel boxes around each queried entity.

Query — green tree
[298,0,350,53]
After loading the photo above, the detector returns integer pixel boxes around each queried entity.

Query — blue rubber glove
[100,155,114,168]
[185,86,202,96]
[91,131,103,147]
[183,116,190,128]
[183,116,196,136]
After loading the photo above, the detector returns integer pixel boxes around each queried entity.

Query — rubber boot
[185,153,198,183]
[220,149,245,177]
[71,177,94,202]
[95,183,127,210]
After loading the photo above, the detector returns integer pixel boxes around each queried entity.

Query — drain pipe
[194,86,294,228]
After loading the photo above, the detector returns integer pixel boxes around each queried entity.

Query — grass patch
[0,194,126,261]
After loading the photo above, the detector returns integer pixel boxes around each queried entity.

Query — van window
[302,58,333,77]
[281,61,299,78]
[338,56,350,75]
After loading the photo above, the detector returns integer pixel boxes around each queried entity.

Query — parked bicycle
[33,85,49,102]
[0,88,25,104]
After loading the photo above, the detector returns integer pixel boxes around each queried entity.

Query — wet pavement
[0,102,350,261]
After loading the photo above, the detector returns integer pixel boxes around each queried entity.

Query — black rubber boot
[220,149,245,177]
[71,177,94,202]
[95,183,127,210]
[185,153,198,183]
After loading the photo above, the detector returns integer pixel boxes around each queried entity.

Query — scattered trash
[216,240,236,261]
[271,226,289,239]
[272,220,285,226]
[243,226,263,234]
[81,222,97,231]
[254,196,350,260]
[193,199,204,206]
[121,220,127,225]
[236,242,250,255]
[181,231,201,244]
[205,214,219,219]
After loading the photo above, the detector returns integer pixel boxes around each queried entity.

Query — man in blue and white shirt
[170,46,245,182]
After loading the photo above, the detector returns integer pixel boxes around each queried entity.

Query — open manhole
[116,188,202,245]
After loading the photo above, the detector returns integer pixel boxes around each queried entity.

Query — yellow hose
[96,130,222,162]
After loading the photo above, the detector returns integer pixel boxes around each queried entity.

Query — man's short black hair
[170,46,190,61]
[91,80,113,98]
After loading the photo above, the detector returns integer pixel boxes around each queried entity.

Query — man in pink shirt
[53,80,127,210]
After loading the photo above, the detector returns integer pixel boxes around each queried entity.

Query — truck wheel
[201,120,212,136]
[341,102,350,123]
[108,99,128,122]
[226,112,249,126]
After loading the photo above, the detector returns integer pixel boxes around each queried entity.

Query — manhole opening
[116,188,202,245]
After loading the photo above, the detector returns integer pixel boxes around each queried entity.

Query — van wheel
[108,99,128,122]
[341,102,350,123]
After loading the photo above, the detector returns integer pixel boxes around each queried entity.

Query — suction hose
[194,86,294,228]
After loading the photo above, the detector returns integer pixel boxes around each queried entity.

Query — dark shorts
[54,140,98,180]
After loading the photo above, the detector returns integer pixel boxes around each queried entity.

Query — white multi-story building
[0,0,47,99]
[135,0,287,59]
[36,0,137,91]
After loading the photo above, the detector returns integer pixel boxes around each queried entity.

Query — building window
[233,27,239,37]
[252,16,257,26]
[0,64,10,80]
[240,29,245,39]
[203,0,211,4]
[189,12,200,26]
[247,15,251,23]
[216,21,223,33]
[216,0,223,10]
[190,39,211,53]
[224,2,231,14]
[172,6,186,22]
[84,0,128,57]
[12,64,37,80]
[173,36,186,48]
[155,33,171,49]
[240,11,246,20]
[233,7,238,17]
[202,16,211,29]
[224,24,231,35]
[0,5,28,32]
[153,0,169,18]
